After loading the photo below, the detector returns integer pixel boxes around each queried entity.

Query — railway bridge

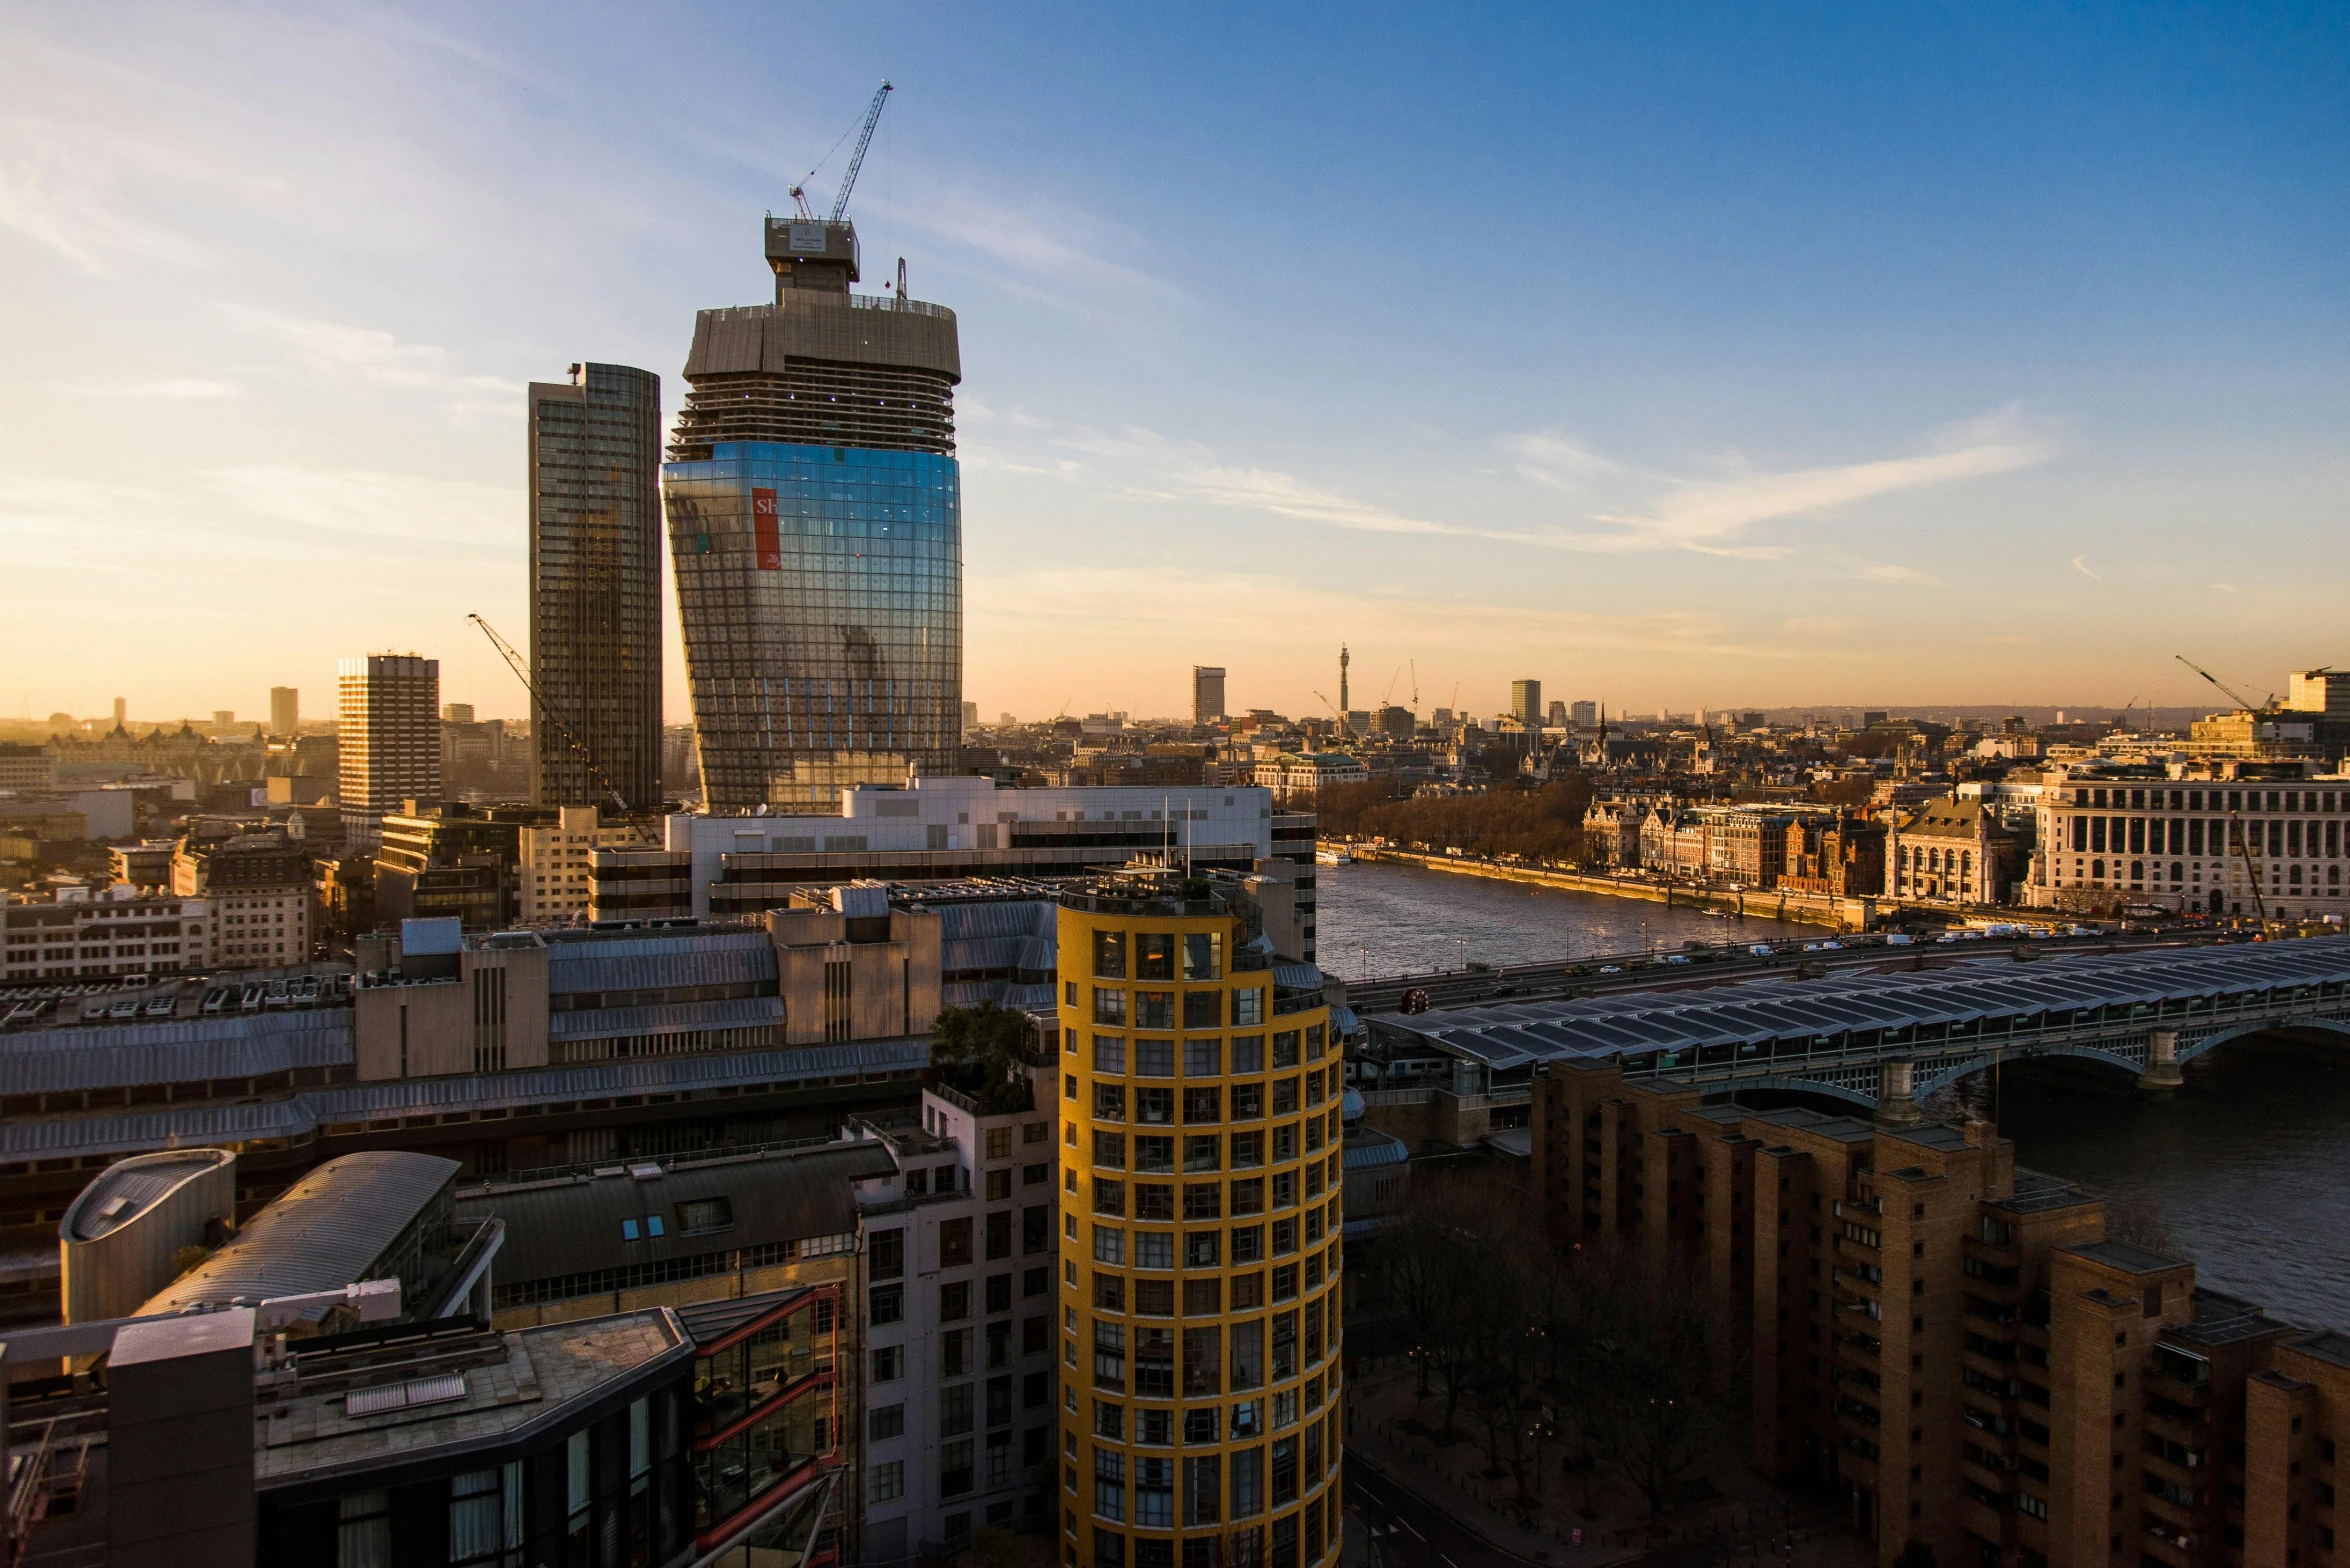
[1365,935,2350,1123]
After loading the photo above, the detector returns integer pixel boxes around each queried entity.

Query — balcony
[2142,1409,2206,1450]
[2145,1370,2213,1409]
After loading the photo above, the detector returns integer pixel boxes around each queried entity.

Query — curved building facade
[1056,870,1344,1568]
[668,216,963,810]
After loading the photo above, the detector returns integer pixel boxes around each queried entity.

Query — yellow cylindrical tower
[1056,868,1343,1568]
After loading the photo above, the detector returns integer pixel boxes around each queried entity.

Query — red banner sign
[752,487,780,570]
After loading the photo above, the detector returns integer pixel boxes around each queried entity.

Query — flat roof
[457,1140,894,1295]
[255,1310,689,1485]
[2064,1239,2188,1276]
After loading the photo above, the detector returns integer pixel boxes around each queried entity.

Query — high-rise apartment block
[1194,667,1228,725]
[1510,679,1542,727]
[1532,1063,2350,1568]
[1571,699,1598,728]
[269,686,298,735]
[666,214,962,809]
[528,362,663,811]
[1057,868,1344,1568]
[337,654,441,850]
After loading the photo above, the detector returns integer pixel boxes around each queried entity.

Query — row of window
[1089,1130,1338,1175]
[2065,786,2341,812]
[1086,1164,1340,1224]
[1084,1502,1335,1568]
[1085,1034,1327,1078]
[1092,930,1223,982]
[1089,988,1267,1030]
[1079,1083,1346,1137]
[2066,814,2347,857]
[1078,1422,1339,1529]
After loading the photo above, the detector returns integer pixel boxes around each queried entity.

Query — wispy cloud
[203,466,519,547]
[1506,430,1623,492]
[68,378,241,399]
[2212,582,2240,594]
[219,306,521,417]
[2071,555,2101,580]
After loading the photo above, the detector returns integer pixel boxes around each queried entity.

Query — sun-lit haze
[2,4,2345,727]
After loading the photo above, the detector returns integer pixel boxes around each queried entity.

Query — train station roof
[1376,937,2350,1072]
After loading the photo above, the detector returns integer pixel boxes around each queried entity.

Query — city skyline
[2,5,2345,723]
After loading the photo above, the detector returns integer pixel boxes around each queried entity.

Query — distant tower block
[269,687,299,735]
[1192,666,1227,724]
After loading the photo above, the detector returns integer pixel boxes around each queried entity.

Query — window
[941,1217,973,1266]
[1136,1183,1175,1221]
[1136,1135,1175,1172]
[447,1468,520,1567]
[1232,1035,1265,1074]
[1136,1039,1174,1077]
[1135,992,1175,1030]
[1185,1135,1221,1172]
[1185,1230,1222,1267]
[870,1404,906,1440]
[1231,1130,1265,1167]
[676,1196,733,1234]
[1137,933,1175,979]
[1136,1231,1174,1269]
[1185,1184,1222,1221]
[1095,1083,1127,1121]
[1272,1079,1299,1116]
[1231,1084,1264,1120]
[1183,932,1222,980]
[1184,1087,1221,1124]
[1184,1039,1222,1076]
[1095,1226,1126,1265]
[1232,1178,1265,1217]
[1232,1223,1265,1262]
[986,1168,1011,1201]
[1095,1179,1127,1216]
[1183,1325,1222,1396]
[1094,931,1127,979]
[1095,1036,1127,1074]
[1095,988,1127,1025]
[872,1346,904,1382]
[1184,1278,1221,1315]
[1272,1031,1300,1069]
[942,1438,975,1497]
[1136,1087,1175,1125]
[870,1284,904,1325]
[1234,989,1265,1026]
[869,1460,905,1503]
[1184,991,1222,1029]
[942,1281,972,1321]
[986,1126,1011,1161]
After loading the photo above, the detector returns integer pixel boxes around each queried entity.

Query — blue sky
[2,2,2344,725]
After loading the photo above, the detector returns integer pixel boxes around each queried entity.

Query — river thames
[1320,860,2350,1325]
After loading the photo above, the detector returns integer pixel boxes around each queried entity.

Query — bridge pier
[2136,1027,2185,1096]
[1875,1059,1922,1128]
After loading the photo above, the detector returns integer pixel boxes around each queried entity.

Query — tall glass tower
[665,214,962,810]
[528,362,663,812]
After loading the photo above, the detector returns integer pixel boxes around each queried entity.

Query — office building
[1057,866,1345,1568]
[372,800,545,928]
[0,743,56,792]
[0,888,211,982]
[666,212,962,810]
[1194,667,1228,726]
[516,803,655,923]
[1570,699,1597,728]
[589,777,1284,922]
[267,686,297,735]
[170,824,311,968]
[529,362,664,812]
[1510,679,1542,728]
[1529,1066,2350,1568]
[337,654,440,850]
[2025,767,2350,919]
[964,700,981,738]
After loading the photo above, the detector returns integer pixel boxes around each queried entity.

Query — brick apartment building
[1532,1059,2350,1567]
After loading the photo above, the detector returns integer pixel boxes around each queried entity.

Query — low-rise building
[0,887,210,983]
[1885,794,2023,907]
[1251,753,1367,804]
[0,743,57,792]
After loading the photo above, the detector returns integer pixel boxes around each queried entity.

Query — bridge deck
[1369,935,2350,1101]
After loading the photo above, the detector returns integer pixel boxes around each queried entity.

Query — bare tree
[1577,1251,1743,1523]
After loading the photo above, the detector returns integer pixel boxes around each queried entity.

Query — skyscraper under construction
[664,205,963,810]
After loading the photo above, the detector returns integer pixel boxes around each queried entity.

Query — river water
[1321,861,2350,1327]
[1311,858,1805,982]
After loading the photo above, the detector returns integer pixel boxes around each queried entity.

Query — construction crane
[786,80,893,223]
[2174,654,2272,713]
[1380,666,1403,708]
[1409,661,1419,711]
[1311,690,1346,728]
[467,614,629,814]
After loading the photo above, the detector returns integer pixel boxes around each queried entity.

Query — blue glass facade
[666,441,961,809]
